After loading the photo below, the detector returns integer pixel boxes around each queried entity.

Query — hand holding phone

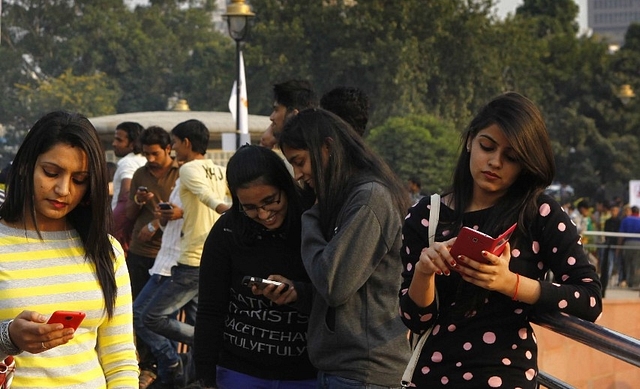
[449,223,517,264]
[46,311,86,330]
[242,276,290,292]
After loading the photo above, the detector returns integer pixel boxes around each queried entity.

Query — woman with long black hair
[278,108,411,388]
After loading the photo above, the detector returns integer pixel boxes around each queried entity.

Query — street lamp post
[224,0,255,150]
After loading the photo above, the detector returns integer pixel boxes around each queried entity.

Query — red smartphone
[449,223,517,263]
[47,311,86,330]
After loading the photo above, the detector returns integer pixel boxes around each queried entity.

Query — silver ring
[41,342,46,350]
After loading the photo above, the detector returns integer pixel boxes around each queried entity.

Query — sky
[496,0,589,33]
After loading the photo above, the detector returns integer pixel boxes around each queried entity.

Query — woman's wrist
[0,320,22,356]
[414,260,436,277]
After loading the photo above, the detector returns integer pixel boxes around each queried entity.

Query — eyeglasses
[239,190,282,217]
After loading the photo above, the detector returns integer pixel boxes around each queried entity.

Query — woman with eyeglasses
[194,145,317,389]
[277,108,412,388]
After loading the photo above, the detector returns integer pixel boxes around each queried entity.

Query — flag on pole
[228,51,248,134]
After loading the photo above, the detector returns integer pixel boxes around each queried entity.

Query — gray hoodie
[301,175,410,386]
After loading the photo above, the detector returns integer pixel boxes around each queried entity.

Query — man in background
[143,119,229,388]
[320,86,370,136]
[618,205,640,288]
[602,202,623,296]
[111,121,146,255]
[407,176,425,203]
[260,79,318,149]
[126,126,180,300]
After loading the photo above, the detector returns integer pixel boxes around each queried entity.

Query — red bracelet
[512,273,520,301]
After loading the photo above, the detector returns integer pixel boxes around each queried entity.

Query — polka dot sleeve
[527,195,602,322]
[399,196,439,333]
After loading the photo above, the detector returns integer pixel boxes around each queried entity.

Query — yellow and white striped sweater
[0,223,138,389]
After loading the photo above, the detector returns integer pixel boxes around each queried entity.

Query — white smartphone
[241,276,290,292]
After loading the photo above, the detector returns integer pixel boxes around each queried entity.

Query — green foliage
[246,0,502,127]
[0,0,234,118]
[516,0,579,36]
[16,69,121,118]
[1,0,640,202]
[367,115,460,194]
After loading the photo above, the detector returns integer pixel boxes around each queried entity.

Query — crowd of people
[0,84,605,389]
[562,195,640,297]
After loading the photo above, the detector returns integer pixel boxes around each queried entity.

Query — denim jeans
[133,274,179,383]
[316,372,402,389]
[142,264,198,346]
[216,366,317,389]
[601,247,624,283]
[621,240,640,287]
[125,252,155,301]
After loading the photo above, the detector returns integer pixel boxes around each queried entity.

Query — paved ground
[603,286,640,299]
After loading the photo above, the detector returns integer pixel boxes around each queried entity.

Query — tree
[2,0,639,201]
[367,114,460,194]
[16,69,121,117]
[516,0,579,36]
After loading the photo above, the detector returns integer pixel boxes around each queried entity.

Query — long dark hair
[225,145,308,245]
[279,108,409,239]
[446,92,555,238]
[446,93,555,317]
[0,111,118,318]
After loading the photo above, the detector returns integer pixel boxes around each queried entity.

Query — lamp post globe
[224,0,255,149]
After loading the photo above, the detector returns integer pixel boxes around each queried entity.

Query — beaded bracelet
[0,320,22,356]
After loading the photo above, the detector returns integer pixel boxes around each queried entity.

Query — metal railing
[532,229,640,388]
[532,311,640,388]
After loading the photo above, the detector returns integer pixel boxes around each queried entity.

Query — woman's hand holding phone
[453,240,519,297]
[449,223,517,264]
[8,310,78,354]
[415,238,457,278]
[244,275,296,305]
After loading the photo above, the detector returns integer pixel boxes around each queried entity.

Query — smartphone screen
[47,311,86,330]
[241,276,290,292]
[158,203,172,210]
[138,186,148,193]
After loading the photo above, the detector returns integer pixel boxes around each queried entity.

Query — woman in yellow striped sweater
[0,111,138,388]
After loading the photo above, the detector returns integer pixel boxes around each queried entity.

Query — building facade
[90,109,270,165]
[588,0,640,45]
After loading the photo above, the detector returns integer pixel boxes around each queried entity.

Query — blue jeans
[125,252,155,300]
[143,264,198,346]
[217,366,317,389]
[316,372,402,389]
[133,274,179,383]
[604,248,625,284]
